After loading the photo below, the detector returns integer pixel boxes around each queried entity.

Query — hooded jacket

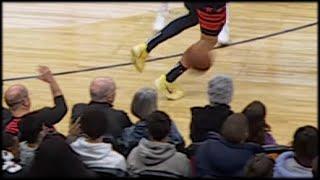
[19,141,37,169]
[127,138,190,177]
[119,120,185,156]
[70,137,127,171]
[273,151,313,178]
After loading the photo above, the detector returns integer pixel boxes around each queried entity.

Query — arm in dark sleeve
[120,111,133,128]
[42,95,68,126]
[70,103,87,124]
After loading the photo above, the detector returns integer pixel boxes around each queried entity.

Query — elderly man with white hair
[70,77,132,149]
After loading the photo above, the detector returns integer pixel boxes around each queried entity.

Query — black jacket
[2,107,12,131]
[4,96,67,141]
[71,101,132,139]
[190,103,233,142]
[195,132,263,177]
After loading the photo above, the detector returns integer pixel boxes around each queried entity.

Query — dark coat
[190,103,233,142]
[71,101,133,139]
[195,132,263,177]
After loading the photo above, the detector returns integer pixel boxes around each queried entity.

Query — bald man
[3,66,67,141]
[70,77,132,148]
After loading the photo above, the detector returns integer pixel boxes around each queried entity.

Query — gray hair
[90,77,116,103]
[131,87,158,119]
[208,74,233,105]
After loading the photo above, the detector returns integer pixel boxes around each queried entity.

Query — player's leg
[217,3,230,45]
[131,2,198,72]
[155,3,226,100]
[153,3,169,33]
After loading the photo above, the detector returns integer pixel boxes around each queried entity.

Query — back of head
[293,125,318,161]
[29,133,91,177]
[146,111,172,141]
[80,108,107,139]
[4,84,29,111]
[90,77,116,103]
[2,132,18,151]
[244,153,274,177]
[20,112,44,144]
[220,113,249,144]
[207,74,233,105]
[131,87,158,119]
[242,100,267,145]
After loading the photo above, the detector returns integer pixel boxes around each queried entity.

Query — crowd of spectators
[2,66,318,178]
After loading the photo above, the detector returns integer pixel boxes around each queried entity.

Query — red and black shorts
[195,3,226,36]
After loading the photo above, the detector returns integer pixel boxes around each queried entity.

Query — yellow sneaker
[131,43,148,72]
[154,75,184,100]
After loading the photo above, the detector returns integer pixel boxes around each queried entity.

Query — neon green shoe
[154,74,184,100]
[131,43,149,72]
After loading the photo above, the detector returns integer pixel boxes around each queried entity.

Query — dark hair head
[28,133,96,177]
[80,108,107,139]
[221,113,249,143]
[3,132,18,150]
[244,153,275,177]
[242,100,269,145]
[2,132,20,159]
[146,111,172,141]
[20,113,44,144]
[293,125,318,160]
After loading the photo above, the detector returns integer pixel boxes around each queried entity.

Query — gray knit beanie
[208,74,233,105]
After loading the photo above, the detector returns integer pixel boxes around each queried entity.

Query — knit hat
[207,74,233,105]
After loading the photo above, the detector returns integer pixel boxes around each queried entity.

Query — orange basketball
[183,44,213,71]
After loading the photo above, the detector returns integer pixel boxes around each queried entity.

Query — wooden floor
[2,2,317,145]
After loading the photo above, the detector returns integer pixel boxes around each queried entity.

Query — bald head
[4,84,30,110]
[221,113,249,144]
[90,77,116,104]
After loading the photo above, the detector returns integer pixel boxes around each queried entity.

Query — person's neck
[295,156,313,168]
[85,137,103,143]
[27,143,39,149]
[150,137,167,143]
[91,100,113,105]
[11,109,29,117]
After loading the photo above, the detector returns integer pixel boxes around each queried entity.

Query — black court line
[3,21,317,82]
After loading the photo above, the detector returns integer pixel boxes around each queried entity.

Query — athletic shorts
[195,3,226,36]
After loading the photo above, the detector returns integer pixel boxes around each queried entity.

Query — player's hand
[38,65,55,83]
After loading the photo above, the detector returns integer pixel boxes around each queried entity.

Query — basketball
[183,44,213,71]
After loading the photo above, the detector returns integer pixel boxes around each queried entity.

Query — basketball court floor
[2,2,317,145]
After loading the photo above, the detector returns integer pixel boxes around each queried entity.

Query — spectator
[70,77,132,143]
[242,100,276,145]
[190,74,234,143]
[18,112,48,170]
[70,108,127,175]
[2,132,24,177]
[312,156,318,178]
[274,125,318,178]
[127,111,191,177]
[28,133,97,178]
[244,153,274,177]
[2,107,12,131]
[4,66,67,141]
[120,87,185,156]
[195,113,263,177]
